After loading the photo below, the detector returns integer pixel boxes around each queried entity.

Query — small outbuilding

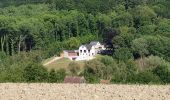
[63,50,79,60]
[64,76,86,84]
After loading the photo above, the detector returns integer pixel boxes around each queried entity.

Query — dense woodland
[0,0,169,84]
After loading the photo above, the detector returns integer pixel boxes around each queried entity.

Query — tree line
[0,0,169,83]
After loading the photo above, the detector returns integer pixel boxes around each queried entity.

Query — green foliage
[153,64,170,83]
[132,6,157,27]
[68,62,81,75]
[135,71,161,84]
[113,48,133,62]
[48,68,66,83]
[55,68,66,82]
[0,51,6,60]
[65,37,80,49]
[0,0,169,84]
[136,56,168,71]
[112,27,135,48]
[48,69,56,83]
[156,19,170,37]
[132,38,149,57]
[23,63,48,82]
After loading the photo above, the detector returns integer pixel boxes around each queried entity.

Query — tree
[23,63,48,82]
[114,48,133,62]
[132,6,157,27]
[132,38,149,58]
[153,64,170,83]
[156,19,170,37]
[65,37,80,49]
[112,27,135,48]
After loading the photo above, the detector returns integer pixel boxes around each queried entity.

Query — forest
[0,0,169,84]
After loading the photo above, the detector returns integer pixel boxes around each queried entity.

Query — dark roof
[90,41,99,46]
[85,44,93,50]
[81,41,100,50]
[64,76,86,83]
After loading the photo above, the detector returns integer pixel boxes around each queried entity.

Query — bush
[48,68,66,83]
[48,69,57,83]
[68,62,81,75]
[111,60,137,83]
[55,68,66,83]
[83,59,105,82]
[23,63,48,82]
[135,71,161,84]
[136,56,167,71]
[153,64,170,83]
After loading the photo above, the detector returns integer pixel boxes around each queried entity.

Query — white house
[76,41,105,61]
[63,41,105,61]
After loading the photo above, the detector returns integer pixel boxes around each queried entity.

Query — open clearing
[43,58,85,70]
[0,83,169,100]
[42,55,103,70]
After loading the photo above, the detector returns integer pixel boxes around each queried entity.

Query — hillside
[0,0,169,84]
[0,84,169,100]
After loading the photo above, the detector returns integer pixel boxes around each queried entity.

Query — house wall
[79,46,89,57]
[63,51,69,58]
[90,46,95,56]
[93,43,105,54]
[77,45,92,61]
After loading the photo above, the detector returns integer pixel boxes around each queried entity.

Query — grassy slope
[43,58,85,71]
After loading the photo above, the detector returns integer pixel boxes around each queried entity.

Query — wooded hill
[0,0,169,83]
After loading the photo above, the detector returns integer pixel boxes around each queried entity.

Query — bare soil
[0,83,169,100]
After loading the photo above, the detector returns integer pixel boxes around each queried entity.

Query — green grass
[43,58,85,71]
[42,56,58,65]
[43,54,104,71]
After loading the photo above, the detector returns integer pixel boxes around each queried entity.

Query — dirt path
[0,84,169,100]
[43,57,62,66]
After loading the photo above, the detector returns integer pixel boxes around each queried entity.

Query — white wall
[76,42,105,61]
[63,51,68,58]
[77,45,92,61]
[90,46,95,56]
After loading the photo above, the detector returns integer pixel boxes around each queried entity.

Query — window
[84,50,86,53]
[80,50,82,53]
[88,50,90,53]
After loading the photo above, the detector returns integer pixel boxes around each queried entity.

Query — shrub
[136,56,168,71]
[68,62,81,75]
[135,71,161,84]
[55,68,66,83]
[83,59,105,82]
[48,69,57,83]
[48,68,66,83]
[153,64,170,83]
[23,63,48,82]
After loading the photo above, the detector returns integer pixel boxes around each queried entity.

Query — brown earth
[0,83,169,100]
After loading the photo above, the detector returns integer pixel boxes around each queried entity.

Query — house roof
[80,41,101,50]
[90,41,99,46]
[85,44,93,50]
